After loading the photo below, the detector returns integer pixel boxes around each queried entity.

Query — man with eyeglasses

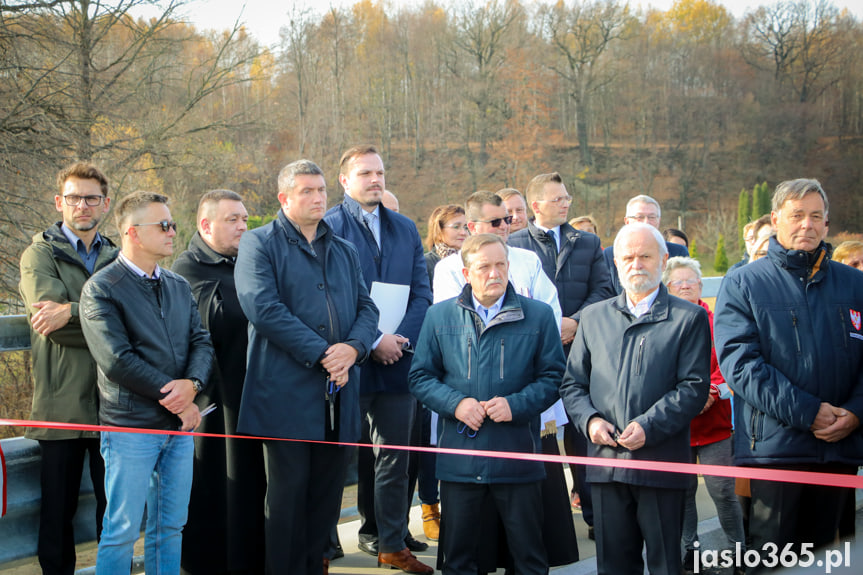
[432,191,561,327]
[508,171,613,554]
[410,233,564,575]
[603,194,689,293]
[80,191,214,574]
[19,162,118,575]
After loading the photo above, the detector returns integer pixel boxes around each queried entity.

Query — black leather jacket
[81,257,214,430]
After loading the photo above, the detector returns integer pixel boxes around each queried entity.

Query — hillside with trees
[1,0,862,312]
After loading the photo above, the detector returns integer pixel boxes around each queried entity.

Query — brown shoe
[323,556,329,575]
[421,503,440,541]
[377,548,434,574]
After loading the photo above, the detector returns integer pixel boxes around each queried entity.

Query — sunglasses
[474,215,513,228]
[131,220,177,233]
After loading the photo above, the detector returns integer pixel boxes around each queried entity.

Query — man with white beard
[560,223,710,575]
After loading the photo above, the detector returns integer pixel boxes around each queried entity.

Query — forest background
[1,0,862,431]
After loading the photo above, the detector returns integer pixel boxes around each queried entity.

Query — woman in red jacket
[664,256,745,575]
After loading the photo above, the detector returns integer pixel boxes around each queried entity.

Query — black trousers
[750,463,857,571]
[439,480,547,575]
[592,482,684,575]
[262,440,349,575]
[38,438,106,575]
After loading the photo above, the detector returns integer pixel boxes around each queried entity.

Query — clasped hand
[454,396,512,432]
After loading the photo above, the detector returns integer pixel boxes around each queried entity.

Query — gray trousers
[682,436,746,551]
[357,392,416,552]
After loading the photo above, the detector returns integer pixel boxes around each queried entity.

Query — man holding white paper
[325,145,434,573]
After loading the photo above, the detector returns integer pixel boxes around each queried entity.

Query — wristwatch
[190,378,203,394]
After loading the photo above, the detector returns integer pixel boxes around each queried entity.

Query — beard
[69,215,101,232]
[620,268,661,295]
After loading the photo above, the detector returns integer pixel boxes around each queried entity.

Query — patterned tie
[364,212,380,249]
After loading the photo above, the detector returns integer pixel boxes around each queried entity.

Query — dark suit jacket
[508,222,613,322]
[325,194,432,395]
[604,240,689,294]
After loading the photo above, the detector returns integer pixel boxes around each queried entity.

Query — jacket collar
[457,283,525,330]
[41,222,117,270]
[185,231,235,267]
[276,209,331,248]
[526,220,579,264]
[766,235,830,282]
[611,283,670,324]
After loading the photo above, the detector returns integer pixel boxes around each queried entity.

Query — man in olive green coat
[18,162,118,575]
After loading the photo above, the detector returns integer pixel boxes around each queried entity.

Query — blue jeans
[96,431,194,575]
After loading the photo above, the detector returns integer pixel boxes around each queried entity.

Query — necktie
[364,212,380,249]
[546,229,558,255]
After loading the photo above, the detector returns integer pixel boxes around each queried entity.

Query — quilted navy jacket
[715,237,863,466]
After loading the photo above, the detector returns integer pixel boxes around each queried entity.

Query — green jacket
[18,223,118,440]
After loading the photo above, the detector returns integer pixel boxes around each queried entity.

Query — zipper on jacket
[749,408,763,450]
[467,336,472,380]
[635,336,645,375]
[838,307,849,349]
[500,338,505,380]
[791,311,802,354]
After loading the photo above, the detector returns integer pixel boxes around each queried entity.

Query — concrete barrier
[0,437,101,565]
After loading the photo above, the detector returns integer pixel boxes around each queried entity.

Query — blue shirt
[472,292,505,326]
[61,224,103,275]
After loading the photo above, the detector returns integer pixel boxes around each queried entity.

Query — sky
[134,0,863,50]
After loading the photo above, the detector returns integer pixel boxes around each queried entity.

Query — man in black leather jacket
[81,191,213,575]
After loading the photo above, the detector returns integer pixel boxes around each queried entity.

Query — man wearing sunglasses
[410,233,564,575]
[19,162,118,575]
[432,191,561,328]
[80,191,214,574]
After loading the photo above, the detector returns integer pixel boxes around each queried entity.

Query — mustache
[485,279,504,287]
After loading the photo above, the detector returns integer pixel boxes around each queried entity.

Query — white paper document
[370,281,410,334]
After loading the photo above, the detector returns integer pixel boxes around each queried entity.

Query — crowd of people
[17,153,862,575]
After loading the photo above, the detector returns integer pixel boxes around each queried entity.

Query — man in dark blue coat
[410,234,564,575]
[715,178,863,563]
[325,145,434,574]
[235,159,379,575]
[603,195,688,293]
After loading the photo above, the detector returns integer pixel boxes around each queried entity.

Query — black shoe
[405,532,429,552]
[328,542,344,560]
[587,525,595,541]
[357,538,379,556]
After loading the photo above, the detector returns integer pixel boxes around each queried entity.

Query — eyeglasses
[444,223,470,231]
[474,215,513,228]
[540,195,572,205]
[62,194,105,207]
[667,278,700,288]
[627,213,660,223]
[131,220,177,233]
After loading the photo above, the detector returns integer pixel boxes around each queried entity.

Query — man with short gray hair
[715,178,863,564]
[561,222,710,575]
[603,194,688,293]
[410,233,564,575]
[235,159,379,574]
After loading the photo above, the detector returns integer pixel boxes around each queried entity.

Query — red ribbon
[2,418,860,489]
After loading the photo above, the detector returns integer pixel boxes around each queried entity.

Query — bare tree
[540,0,630,166]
